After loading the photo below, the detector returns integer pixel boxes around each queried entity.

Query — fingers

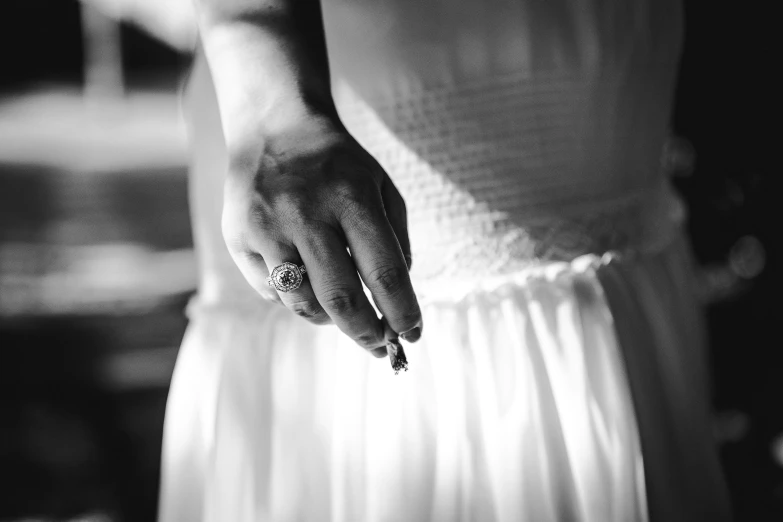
[234,222,387,353]
[340,193,423,341]
[295,224,386,351]
[369,316,398,358]
[382,176,412,270]
[226,197,333,321]
[248,239,334,325]
[227,248,284,305]
[221,138,421,353]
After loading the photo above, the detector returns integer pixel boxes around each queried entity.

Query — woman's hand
[194,1,421,354]
[222,120,422,354]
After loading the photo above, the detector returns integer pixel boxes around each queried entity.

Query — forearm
[193,0,339,150]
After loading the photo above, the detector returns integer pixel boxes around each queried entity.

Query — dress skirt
[159,237,729,522]
[159,23,731,518]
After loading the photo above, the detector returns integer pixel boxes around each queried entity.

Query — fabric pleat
[159,1,730,518]
[159,249,717,522]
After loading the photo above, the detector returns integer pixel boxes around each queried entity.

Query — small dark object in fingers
[387,338,409,374]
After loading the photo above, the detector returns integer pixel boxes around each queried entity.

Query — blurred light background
[0,1,778,521]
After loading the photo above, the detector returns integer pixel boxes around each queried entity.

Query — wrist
[200,20,339,147]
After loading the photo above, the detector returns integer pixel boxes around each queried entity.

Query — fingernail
[371,347,388,359]
[400,326,421,343]
[404,254,413,270]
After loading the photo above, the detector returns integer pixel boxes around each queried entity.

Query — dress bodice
[321,0,685,283]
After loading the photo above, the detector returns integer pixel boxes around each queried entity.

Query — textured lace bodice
[333,75,683,284]
[187,0,686,305]
[320,0,685,284]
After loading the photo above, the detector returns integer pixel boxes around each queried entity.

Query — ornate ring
[266,262,307,293]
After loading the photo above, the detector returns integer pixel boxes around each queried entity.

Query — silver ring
[266,262,307,292]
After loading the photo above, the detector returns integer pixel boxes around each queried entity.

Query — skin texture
[194,0,422,354]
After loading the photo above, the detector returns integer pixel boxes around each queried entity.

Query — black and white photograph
[0,1,778,521]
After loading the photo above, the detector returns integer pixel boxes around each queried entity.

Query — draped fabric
[160,244,730,522]
[159,0,731,520]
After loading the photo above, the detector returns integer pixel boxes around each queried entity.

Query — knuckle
[248,202,276,231]
[224,200,277,249]
[277,187,311,209]
[332,179,377,215]
[321,289,360,316]
[369,264,407,296]
[275,190,313,225]
[289,299,330,324]
[354,330,384,350]
[223,232,246,256]
[331,177,365,200]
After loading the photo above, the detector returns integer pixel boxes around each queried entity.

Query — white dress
[159,1,731,520]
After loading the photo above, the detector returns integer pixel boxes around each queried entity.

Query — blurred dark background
[0,1,779,521]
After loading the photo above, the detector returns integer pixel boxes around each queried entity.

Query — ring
[266,262,307,293]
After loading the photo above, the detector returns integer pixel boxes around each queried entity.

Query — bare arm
[195,0,337,149]
[192,0,423,353]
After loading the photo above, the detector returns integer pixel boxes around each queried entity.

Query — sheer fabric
[159,1,730,520]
